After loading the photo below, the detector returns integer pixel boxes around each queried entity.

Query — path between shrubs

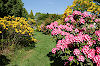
[7,32,56,66]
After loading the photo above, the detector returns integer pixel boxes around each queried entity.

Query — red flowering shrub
[46,11,100,66]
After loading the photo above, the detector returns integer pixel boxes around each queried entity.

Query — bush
[0,16,37,51]
[37,14,62,34]
[46,11,100,66]
[62,0,100,20]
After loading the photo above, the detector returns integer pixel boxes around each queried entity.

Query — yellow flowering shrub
[0,16,37,50]
[62,0,100,19]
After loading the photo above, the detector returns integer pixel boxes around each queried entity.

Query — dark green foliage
[93,0,100,3]
[35,12,62,25]
[22,8,29,18]
[0,0,28,18]
[93,0,100,5]
[29,10,34,19]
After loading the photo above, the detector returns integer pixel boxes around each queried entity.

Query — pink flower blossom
[66,23,70,26]
[98,37,100,41]
[96,47,100,55]
[70,25,75,29]
[80,18,85,24]
[92,40,96,44]
[82,27,86,31]
[90,24,94,28]
[95,19,100,22]
[53,21,58,27]
[95,30,100,37]
[52,48,59,54]
[68,15,73,18]
[70,17,76,23]
[93,55,100,65]
[84,34,91,41]
[56,44,65,51]
[82,11,89,17]
[81,45,89,54]
[64,62,68,66]
[87,49,95,59]
[89,14,92,18]
[75,28,79,33]
[77,55,85,62]
[68,56,74,61]
[72,11,81,15]
[73,49,80,56]
[59,25,65,29]
[65,17,69,22]
[87,41,93,46]
[61,31,66,36]
[65,26,73,31]
[46,25,54,29]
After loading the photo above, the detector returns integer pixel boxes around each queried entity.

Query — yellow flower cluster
[28,17,36,26]
[62,0,100,19]
[37,25,41,31]
[0,16,37,42]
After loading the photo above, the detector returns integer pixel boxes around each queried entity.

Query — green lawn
[7,32,56,66]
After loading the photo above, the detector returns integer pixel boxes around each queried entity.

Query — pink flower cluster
[81,45,100,65]
[95,19,100,22]
[77,55,85,62]
[93,55,100,66]
[68,56,74,61]
[95,30,100,41]
[47,11,100,65]
[87,49,95,59]
[81,45,89,54]
[96,47,100,54]
[73,49,80,56]
[51,32,93,53]
[72,11,82,15]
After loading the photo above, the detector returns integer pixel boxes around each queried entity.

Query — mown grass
[7,31,56,66]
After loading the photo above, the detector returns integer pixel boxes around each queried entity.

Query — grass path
[7,32,56,66]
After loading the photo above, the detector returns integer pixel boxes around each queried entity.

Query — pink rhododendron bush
[46,11,100,66]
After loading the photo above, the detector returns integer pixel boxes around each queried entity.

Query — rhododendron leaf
[79,47,82,50]
[77,61,79,65]
[74,58,77,63]
[70,62,73,66]
[87,63,91,65]
[65,50,71,54]
[86,59,91,62]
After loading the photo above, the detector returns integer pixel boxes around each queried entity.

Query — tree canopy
[0,0,28,18]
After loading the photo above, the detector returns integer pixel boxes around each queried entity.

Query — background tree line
[0,0,34,19]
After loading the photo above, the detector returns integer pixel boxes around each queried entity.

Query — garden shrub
[0,16,37,51]
[46,11,100,66]
[62,0,100,20]
[37,14,62,34]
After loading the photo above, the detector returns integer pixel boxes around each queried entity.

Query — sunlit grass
[7,31,56,66]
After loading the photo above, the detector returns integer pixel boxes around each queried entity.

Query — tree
[0,0,26,17]
[22,8,29,18]
[29,10,34,19]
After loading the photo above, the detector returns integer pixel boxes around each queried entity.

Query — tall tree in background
[22,8,29,18]
[29,10,34,19]
[0,0,27,17]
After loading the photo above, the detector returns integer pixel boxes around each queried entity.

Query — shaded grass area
[7,32,56,66]
[0,55,10,66]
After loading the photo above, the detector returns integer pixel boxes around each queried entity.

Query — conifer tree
[29,10,34,19]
